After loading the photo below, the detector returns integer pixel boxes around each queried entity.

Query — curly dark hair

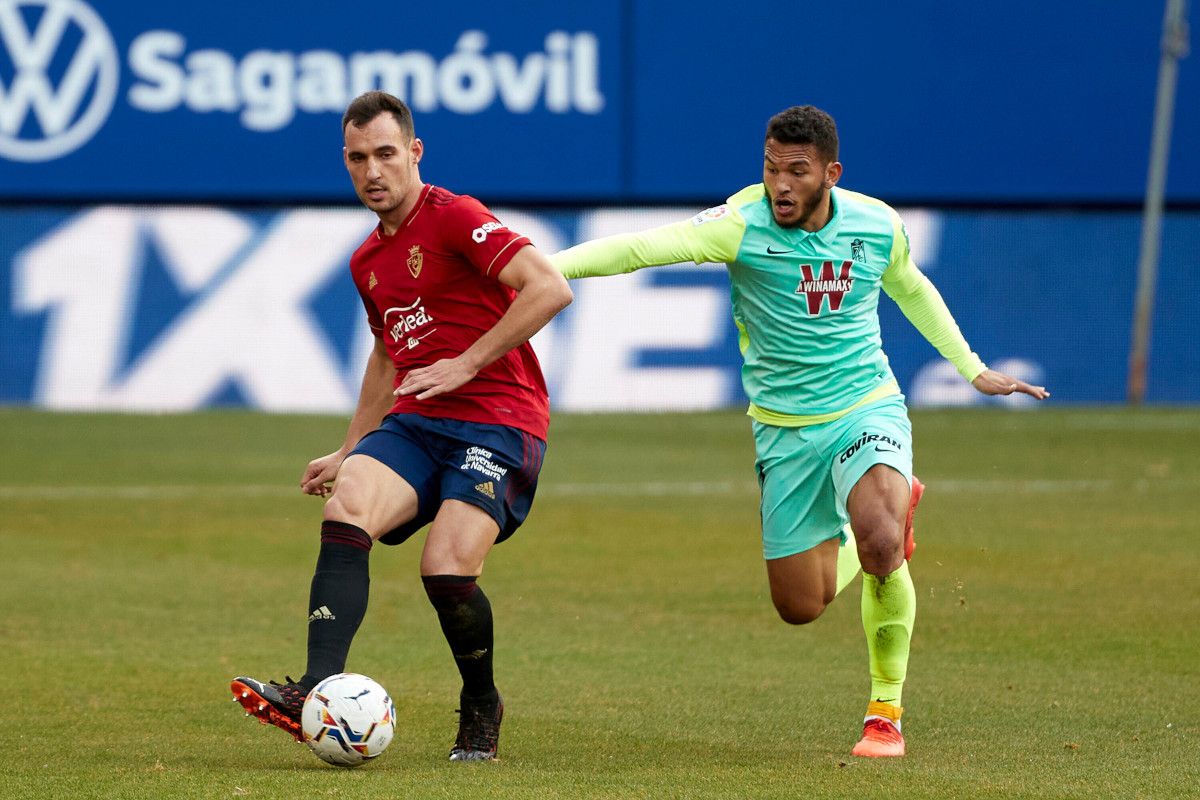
[765,106,839,163]
[342,91,415,139]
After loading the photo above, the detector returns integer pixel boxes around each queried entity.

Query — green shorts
[752,395,914,560]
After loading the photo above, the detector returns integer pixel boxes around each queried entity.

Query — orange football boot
[231,676,307,742]
[851,701,905,757]
[904,477,925,561]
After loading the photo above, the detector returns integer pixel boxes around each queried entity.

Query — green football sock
[861,560,916,707]
[836,524,861,595]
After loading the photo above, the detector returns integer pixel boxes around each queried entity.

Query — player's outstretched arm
[396,246,572,401]
[301,336,397,496]
[550,212,742,279]
[882,250,1049,402]
[971,369,1050,400]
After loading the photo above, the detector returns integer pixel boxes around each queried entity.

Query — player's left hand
[395,357,478,400]
[971,369,1050,400]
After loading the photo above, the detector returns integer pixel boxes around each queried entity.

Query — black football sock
[299,521,372,690]
[422,575,497,703]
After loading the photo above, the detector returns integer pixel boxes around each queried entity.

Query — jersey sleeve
[880,211,987,382]
[443,196,532,278]
[550,204,746,279]
[351,258,384,335]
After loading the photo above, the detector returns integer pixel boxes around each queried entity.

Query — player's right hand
[301,450,347,497]
[971,369,1050,400]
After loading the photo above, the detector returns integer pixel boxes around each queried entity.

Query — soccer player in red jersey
[232,91,572,761]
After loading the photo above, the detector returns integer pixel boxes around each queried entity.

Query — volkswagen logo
[0,0,119,162]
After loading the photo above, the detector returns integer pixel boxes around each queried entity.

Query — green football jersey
[552,184,985,425]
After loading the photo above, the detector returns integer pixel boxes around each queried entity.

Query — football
[300,673,396,767]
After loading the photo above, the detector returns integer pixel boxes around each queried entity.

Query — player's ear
[410,137,424,165]
[824,161,843,188]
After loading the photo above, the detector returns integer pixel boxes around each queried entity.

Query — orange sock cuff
[866,700,902,722]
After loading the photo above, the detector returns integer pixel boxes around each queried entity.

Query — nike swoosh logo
[874,446,899,453]
[766,246,794,255]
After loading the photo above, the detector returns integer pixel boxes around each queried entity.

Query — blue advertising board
[0,0,1196,203]
[0,0,622,200]
[2,204,1197,412]
[628,0,1200,204]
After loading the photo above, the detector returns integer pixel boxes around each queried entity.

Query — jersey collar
[375,184,432,239]
[767,185,844,244]
[810,186,844,244]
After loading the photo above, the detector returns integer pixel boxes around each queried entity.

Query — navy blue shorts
[349,413,546,546]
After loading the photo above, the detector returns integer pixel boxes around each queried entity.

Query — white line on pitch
[0,477,1194,501]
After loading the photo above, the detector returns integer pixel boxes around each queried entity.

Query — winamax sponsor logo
[0,0,605,162]
[796,260,855,316]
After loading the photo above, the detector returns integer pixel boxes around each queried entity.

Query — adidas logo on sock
[308,605,336,622]
[454,648,490,661]
[474,481,495,499]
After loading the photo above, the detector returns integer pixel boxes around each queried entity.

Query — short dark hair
[765,106,838,163]
[342,91,415,139]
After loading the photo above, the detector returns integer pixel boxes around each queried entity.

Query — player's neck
[797,193,834,233]
[377,181,427,237]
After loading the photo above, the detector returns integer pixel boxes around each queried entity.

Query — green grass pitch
[1,407,1196,799]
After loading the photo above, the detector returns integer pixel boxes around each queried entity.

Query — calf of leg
[848,466,917,707]
[423,575,497,702]
[421,500,504,704]
[300,455,421,688]
[301,521,372,687]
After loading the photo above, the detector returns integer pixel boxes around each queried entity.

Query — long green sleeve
[550,211,745,279]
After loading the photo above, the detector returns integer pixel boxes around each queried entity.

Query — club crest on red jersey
[407,245,423,278]
[796,260,854,315]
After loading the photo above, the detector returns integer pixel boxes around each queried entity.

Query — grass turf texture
[0,407,1196,800]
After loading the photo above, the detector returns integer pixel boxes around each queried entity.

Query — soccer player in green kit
[551,106,1049,757]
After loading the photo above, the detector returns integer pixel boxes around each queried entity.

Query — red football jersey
[350,184,550,440]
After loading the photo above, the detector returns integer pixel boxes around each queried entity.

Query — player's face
[762,139,842,230]
[344,114,423,219]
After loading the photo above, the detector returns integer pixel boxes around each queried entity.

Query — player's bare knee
[861,552,903,577]
[856,528,903,576]
[852,511,903,573]
[773,594,829,625]
[420,546,474,577]
[322,487,370,529]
